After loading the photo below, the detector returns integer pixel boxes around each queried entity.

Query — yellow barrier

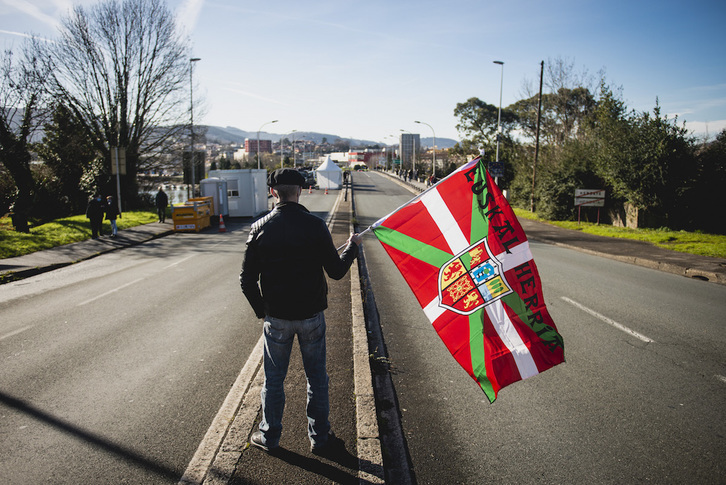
[171,196,213,232]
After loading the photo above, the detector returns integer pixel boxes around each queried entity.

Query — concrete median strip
[179,187,384,484]
[178,337,264,485]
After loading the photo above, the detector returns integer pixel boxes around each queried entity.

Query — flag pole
[336,226,373,252]
[336,156,485,252]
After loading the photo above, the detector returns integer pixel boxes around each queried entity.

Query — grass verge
[0,212,158,259]
[513,209,726,259]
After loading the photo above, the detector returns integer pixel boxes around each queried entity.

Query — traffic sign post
[111,147,126,213]
[575,188,605,224]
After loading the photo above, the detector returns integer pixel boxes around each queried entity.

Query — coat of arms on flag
[370,157,564,403]
[439,237,513,315]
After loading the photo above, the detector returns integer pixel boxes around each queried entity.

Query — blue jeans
[259,312,330,448]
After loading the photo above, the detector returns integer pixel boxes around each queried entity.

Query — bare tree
[41,0,191,206]
[514,56,604,146]
[0,47,48,232]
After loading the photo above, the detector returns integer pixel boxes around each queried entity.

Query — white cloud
[0,29,34,39]
[176,0,205,34]
[2,0,60,28]
[223,85,287,106]
[684,119,726,140]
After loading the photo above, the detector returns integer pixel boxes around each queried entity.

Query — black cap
[268,168,306,187]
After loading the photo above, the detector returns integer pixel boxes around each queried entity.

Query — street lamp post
[291,130,297,167]
[493,60,504,184]
[257,120,278,170]
[385,135,398,172]
[189,57,200,197]
[414,120,435,179]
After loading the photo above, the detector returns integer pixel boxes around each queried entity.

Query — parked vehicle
[298,170,316,188]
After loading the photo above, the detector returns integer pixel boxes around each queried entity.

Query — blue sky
[2,0,725,144]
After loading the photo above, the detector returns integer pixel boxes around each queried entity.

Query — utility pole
[189,57,201,197]
[531,60,544,213]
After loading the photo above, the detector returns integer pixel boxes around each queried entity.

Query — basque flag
[371,157,564,403]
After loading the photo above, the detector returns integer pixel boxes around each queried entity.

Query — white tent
[315,155,343,190]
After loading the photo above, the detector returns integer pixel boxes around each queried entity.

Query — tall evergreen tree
[35,102,99,215]
[0,48,47,232]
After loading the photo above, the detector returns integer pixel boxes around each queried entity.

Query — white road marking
[0,325,34,341]
[716,375,726,384]
[164,254,197,269]
[77,278,145,306]
[178,335,265,485]
[561,296,654,343]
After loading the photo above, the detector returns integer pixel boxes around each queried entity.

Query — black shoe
[311,431,343,456]
[249,431,277,452]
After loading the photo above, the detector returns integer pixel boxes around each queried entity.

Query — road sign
[575,188,605,207]
[111,147,126,175]
[489,161,504,178]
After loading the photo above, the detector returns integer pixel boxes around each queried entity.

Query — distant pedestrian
[240,168,361,455]
[155,186,169,223]
[86,194,105,239]
[105,196,121,238]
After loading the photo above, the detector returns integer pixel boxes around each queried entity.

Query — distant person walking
[105,196,121,238]
[240,168,361,455]
[86,194,105,239]
[155,186,169,223]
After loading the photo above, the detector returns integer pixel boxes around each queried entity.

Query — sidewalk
[0,222,174,283]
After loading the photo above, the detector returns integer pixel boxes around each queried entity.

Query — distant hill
[202,125,458,149]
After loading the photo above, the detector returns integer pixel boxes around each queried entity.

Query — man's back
[241,202,357,320]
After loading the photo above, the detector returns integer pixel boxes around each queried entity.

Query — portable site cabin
[200,177,229,217]
[207,169,268,217]
[315,156,343,190]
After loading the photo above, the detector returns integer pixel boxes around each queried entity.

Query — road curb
[350,222,385,484]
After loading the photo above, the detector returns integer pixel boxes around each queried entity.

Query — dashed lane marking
[561,296,654,343]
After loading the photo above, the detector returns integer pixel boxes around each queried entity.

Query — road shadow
[231,444,362,485]
[0,390,180,481]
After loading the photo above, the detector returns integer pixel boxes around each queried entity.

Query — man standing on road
[155,186,169,223]
[240,168,361,454]
[86,194,105,239]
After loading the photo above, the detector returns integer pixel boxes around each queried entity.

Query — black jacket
[240,202,358,320]
[105,201,120,220]
[86,197,105,220]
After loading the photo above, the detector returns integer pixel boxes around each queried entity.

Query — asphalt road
[354,171,726,484]
[0,191,337,484]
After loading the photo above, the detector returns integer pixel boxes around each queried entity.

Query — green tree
[217,157,231,170]
[454,97,517,156]
[688,130,726,233]
[0,48,47,232]
[593,85,694,228]
[511,87,595,147]
[35,102,99,216]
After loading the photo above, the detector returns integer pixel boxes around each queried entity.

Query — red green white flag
[371,158,565,403]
